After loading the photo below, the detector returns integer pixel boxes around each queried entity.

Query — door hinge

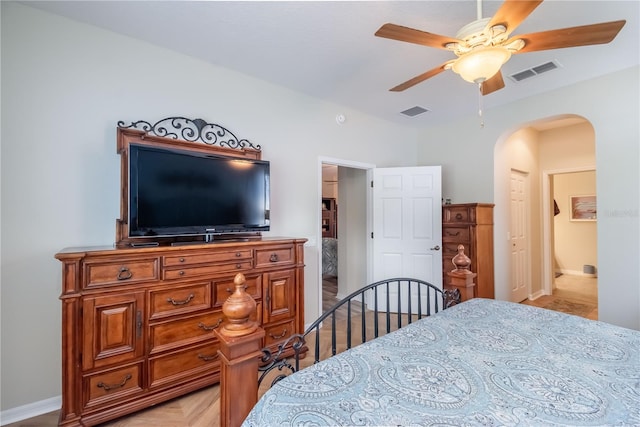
[371,232,374,238]
[370,180,374,188]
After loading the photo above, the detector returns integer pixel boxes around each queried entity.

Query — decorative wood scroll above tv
[116,117,269,247]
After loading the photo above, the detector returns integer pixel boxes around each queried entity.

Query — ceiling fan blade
[481,71,505,95]
[487,0,543,37]
[512,20,626,53]
[389,62,451,92]
[375,23,459,49]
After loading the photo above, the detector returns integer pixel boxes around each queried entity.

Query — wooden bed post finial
[452,244,471,271]
[446,245,477,303]
[215,273,265,427]
[219,273,258,337]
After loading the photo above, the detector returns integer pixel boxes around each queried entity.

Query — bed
[242,298,640,426]
[322,237,338,277]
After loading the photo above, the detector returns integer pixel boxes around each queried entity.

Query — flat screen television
[128,143,270,239]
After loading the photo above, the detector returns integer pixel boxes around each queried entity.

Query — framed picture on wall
[570,195,597,221]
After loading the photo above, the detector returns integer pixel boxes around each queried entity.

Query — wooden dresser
[442,203,494,299]
[55,237,305,427]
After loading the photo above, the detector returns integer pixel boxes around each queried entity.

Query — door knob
[430,245,441,251]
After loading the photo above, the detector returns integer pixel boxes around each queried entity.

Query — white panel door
[371,166,442,311]
[510,170,529,302]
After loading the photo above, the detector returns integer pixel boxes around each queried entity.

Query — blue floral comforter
[243,299,640,426]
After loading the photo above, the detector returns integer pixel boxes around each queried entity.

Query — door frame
[541,165,596,296]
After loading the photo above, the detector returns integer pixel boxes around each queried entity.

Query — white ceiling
[24,1,640,127]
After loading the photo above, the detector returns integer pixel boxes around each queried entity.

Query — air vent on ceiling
[509,61,560,82]
[400,106,429,117]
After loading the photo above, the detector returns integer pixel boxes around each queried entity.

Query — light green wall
[1,2,420,413]
[416,68,639,331]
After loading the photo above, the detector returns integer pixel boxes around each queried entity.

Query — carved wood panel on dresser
[442,203,494,299]
[56,237,305,427]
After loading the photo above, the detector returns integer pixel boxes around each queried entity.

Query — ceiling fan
[375,0,626,95]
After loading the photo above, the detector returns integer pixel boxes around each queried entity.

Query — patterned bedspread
[243,299,640,426]
[322,237,337,277]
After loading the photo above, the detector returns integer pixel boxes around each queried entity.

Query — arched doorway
[493,115,598,316]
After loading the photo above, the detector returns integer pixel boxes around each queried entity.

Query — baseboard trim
[528,289,547,300]
[0,395,60,426]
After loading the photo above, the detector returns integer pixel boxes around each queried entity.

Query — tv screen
[129,144,270,238]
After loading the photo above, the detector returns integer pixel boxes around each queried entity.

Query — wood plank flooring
[6,274,597,427]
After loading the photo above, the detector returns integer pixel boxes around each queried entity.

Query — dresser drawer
[149,311,224,354]
[442,242,464,257]
[149,282,212,320]
[443,206,471,223]
[264,319,296,347]
[84,258,159,287]
[443,240,473,258]
[83,363,143,409]
[163,250,252,267]
[255,245,294,268]
[442,226,470,242]
[148,342,221,389]
[213,273,262,306]
[163,260,252,280]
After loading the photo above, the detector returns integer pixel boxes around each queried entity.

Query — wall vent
[400,106,429,117]
[509,60,560,82]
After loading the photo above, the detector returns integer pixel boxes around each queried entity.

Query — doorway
[543,168,598,315]
[494,116,598,312]
[319,158,373,317]
[318,160,443,318]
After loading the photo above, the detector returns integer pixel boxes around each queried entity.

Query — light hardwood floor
[5,274,597,427]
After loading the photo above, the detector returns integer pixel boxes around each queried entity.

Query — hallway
[520,274,598,320]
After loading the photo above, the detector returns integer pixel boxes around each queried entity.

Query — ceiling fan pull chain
[478,83,485,129]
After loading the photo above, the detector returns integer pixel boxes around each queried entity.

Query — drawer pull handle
[116,267,133,280]
[226,285,248,293]
[198,319,223,331]
[97,374,132,392]
[198,353,219,362]
[455,213,463,220]
[269,253,279,262]
[179,257,185,263]
[235,263,242,269]
[167,293,195,306]
[269,328,288,340]
[136,310,142,339]
[447,231,460,236]
[235,252,242,257]
[178,270,185,276]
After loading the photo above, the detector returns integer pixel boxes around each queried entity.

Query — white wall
[0,3,421,413]
[416,67,639,331]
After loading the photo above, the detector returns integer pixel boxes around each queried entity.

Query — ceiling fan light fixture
[451,46,511,83]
